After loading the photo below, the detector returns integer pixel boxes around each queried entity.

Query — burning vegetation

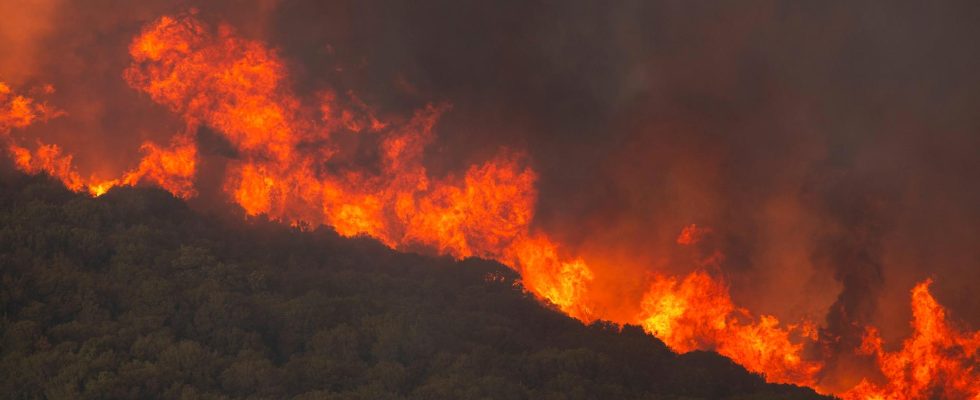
[1,5,977,400]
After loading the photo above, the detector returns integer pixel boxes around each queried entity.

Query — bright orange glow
[120,132,198,198]
[840,280,980,400]
[637,271,822,386]
[2,13,977,400]
[1,82,55,133]
[504,234,594,320]
[8,142,85,191]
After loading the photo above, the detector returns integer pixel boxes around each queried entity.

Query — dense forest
[0,172,828,399]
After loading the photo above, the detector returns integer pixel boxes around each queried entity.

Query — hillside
[0,173,828,400]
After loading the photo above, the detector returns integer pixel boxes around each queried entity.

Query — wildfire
[841,280,980,400]
[637,271,822,386]
[1,12,977,400]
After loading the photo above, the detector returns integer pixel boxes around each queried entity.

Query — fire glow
[1,13,977,399]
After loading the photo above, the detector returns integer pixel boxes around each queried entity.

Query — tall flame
[1,13,976,399]
[841,280,980,400]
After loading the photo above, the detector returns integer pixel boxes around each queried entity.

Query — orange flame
[2,81,196,197]
[677,223,711,245]
[7,142,84,191]
[1,82,58,134]
[841,280,980,400]
[120,132,198,198]
[636,271,822,386]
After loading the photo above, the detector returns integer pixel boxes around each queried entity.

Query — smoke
[0,0,62,85]
[803,164,896,389]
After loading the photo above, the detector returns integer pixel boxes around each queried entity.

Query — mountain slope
[0,174,828,399]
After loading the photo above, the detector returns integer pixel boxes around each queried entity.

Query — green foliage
[0,174,830,399]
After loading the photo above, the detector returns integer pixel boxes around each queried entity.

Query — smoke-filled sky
[3,0,979,348]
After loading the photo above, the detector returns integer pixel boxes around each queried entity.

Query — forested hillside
[0,173,828,399]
